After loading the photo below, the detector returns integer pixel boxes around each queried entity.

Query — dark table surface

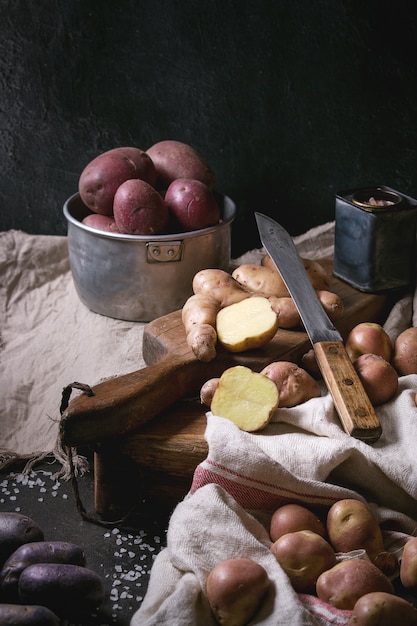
[0,452,172,625]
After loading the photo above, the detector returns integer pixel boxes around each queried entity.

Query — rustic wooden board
[90,261,392,516]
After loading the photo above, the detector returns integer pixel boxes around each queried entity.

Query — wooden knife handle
[59,353,212,447]
[314,341,382,443]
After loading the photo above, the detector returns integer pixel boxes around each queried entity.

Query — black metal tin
[333,186,417,292]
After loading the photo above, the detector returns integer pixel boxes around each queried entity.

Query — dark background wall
[1,0,417,257]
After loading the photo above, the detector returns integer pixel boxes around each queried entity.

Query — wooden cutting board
[60,260,390,451]
[60,258,393,517]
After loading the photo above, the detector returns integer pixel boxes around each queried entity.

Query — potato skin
[206,558,269,626]
[113,178,169,235]
[82,213,120,233]
[0,540,86,601]
[78,151,139,216]
[316,559,394,610]
[393,327,417,375]
[260,361,321,407]
[18,563,105,617]
[165,178,220,231]
[146,139,215,190]
[0,603,60,626]
[347,591,417,626]
[0,513,44,569]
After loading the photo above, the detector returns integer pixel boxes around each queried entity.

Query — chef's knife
[255,212,382,443]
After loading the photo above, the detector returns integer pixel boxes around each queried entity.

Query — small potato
[0,603,59,626]
[232,264,289,298]
[78,150,140,215]
[18,563,105,617]
[400,536,417,591]
[113,178,169,235]
[353,353,398,406]
[0,513,44,569]
[348,591,417,626]
[200,377,220,406]
[271,530,336,593]
[192,269,250,308]
[82,213,120,233]
[269,503,326,542]
[146,139,215,190]
[165,178,220,231]
[316,559,394,610]
[0,540,86,601]
[345,322,393,363]
[206,558,270,626]
[393,327,417,375]
[260,361,321,407]
[300,348,322,379]
[261,255,330,291]
[268,296,301,328]
[316,290,344,321]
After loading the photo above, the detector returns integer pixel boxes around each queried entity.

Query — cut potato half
[211,365,279,432]
[216,296,279,352]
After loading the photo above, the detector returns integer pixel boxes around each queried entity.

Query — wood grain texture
[61,260,389,447]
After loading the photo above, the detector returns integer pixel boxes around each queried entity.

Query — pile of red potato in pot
[77,140,221,235]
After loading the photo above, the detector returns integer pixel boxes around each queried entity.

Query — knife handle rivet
[329,347,339,355]
[355,408,368,418]
[342,377,354,386]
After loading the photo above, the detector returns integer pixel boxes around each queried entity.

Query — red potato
[393,327,417,375]
[400,536,417,591]
[345,322,392,362]
[146,139,215,190]
[301,348,322,379]
[316,559,394,610]
[348,591,417,626]
[82,213,120,233]
[206,558,270,626]
[164,178,220,231]
[270,530,336,593]
[353,353,398,406]
[113,178,169,235]
[267,296,301,328]
[260,361,321,407]
[78,150,141,216]
[104,146,157,187]
[269,503,326,542]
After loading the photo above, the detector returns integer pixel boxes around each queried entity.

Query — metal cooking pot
[63,192,236,322]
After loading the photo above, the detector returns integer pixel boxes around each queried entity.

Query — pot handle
[146,240,183,263]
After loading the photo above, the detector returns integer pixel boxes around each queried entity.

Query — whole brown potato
[400,536,417,591]
[270,530,336,593]
[353,353,398,406]
[78,147,153,216]
[269,503,326,542]
[113,178,169,235]
[206,558,269,626]
[146,139,215,189]
[345,323,392,363]
[260,361,321,407]
[82,213,120,233]
[165,178,220,231]
[393,327,417,375]
[347,591,417,626]
[316,559,394,610]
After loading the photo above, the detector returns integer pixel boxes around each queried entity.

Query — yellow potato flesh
[211,365,279,432]
[216,296,279,352]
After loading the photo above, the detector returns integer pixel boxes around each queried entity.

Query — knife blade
[255,212,382,443]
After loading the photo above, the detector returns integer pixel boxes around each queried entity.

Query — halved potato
[210,365,279,432]
[216,296,279,352]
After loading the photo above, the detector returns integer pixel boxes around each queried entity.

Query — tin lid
[351,188,402,211]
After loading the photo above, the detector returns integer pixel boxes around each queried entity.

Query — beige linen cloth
[1,225,417,626]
